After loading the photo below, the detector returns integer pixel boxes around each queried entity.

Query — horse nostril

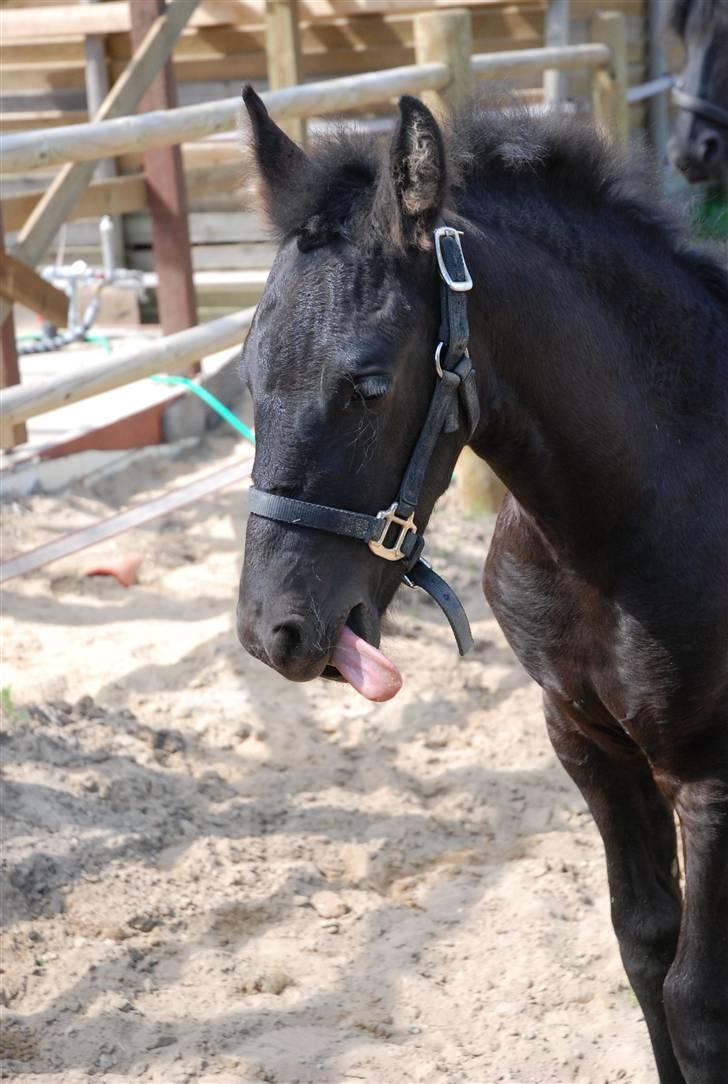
[698,132,723,165]
[268,618,308,668]
[271,620,304,650]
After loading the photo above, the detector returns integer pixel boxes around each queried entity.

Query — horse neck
[461,205,723,557]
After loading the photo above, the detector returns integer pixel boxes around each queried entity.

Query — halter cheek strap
[248,224,481,656]
[672,85,728,130]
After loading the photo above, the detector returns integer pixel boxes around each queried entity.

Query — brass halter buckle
[368,502,418,561]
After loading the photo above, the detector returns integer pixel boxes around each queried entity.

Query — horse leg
[543,692,685,1084]
[662,736,728,1084]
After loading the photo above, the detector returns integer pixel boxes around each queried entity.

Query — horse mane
[246,100,728,313]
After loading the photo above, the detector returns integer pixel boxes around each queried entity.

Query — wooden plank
[0,251,68,326]
[0,0,545,42]
[0,63,450,174]
[472,41,609,77]
[0,205,26,449]
[0,62,86,92]
[414,9,473,116]
[37,400,171,458]
[0,456,254,586]
[543,0,570,105]
[0,307,255,428]
[0,40,86,64]
[125,211,262,245]
[0,1,259,40]
[0,0,199,332]
[130,0,197,337]
[265,0,305,143]
[104,5,544,60]
[84,1,125,273]
[590,11,630,144]
[0,110,88,131]
[128,243,278,272]
[1,163,243,232]
[109,27,546,84]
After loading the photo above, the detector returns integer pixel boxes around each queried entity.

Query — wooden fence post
[82,0,126,269]
[543,0,571,109]
[413,8,473,118]
[130,0,197,337]
[0,207,27,450]
[590,10,629,145]
[415,7,504,514]
[265,0,305,144]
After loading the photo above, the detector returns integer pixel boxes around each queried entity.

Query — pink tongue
[331,625,402,702]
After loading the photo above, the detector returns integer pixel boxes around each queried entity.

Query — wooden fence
[1,6,630,446]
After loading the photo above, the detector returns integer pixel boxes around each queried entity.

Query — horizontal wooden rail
[0,41,613,177]
[0,308,255,428]
[0,62,449,175]
[471,42,610,78]
[2,163,243,233]
[0,456,255,585]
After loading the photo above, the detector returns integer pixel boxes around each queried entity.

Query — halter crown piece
[248,225,480,655]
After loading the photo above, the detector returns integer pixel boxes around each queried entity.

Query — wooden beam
[0,1,257,40]
[130,0,197,337]
[590,11,630,145]
[472,42,610,78]
[0,308,255,429]
[0,206,26,450]
[0,1,540,42]
[543,0,570,107]
[0,62,450,174]
[0,0,199,330]
[83,0,125,269]
[413,8,473,117]
[2,163,243,233]
[265,0,305,144]
[0,252,69,328]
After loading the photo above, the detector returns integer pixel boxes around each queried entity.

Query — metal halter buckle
[368,502,418,561]
[434,226,473,292]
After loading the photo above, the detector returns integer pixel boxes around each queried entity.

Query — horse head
[668,0,728,183]
[236,90,471,699]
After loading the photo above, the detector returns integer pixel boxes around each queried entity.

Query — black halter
[672,83,728,130]
[248,225,481,656]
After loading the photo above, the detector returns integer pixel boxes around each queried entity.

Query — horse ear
[242,85,313,233]
[384,95,447,248]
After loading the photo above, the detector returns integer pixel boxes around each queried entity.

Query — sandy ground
[0,429,656,1084]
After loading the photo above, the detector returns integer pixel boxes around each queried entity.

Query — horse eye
[353,375,390,402]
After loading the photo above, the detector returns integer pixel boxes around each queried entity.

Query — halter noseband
[248,225,481,656]
[672,83,728,131]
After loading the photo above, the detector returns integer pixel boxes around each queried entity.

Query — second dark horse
[236,87,728,1083]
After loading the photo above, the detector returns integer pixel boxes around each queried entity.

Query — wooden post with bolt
[0,207,26,450]
[590,10,630,145]
[413,8,473,118]
[129,0,198,338]
[265,0,306,145]
[415,8,505,514]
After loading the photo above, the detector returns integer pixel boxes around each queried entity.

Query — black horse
[669,0,728,184]
[236,87,728,1084]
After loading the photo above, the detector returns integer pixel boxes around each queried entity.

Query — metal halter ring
[434,341,445,378]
